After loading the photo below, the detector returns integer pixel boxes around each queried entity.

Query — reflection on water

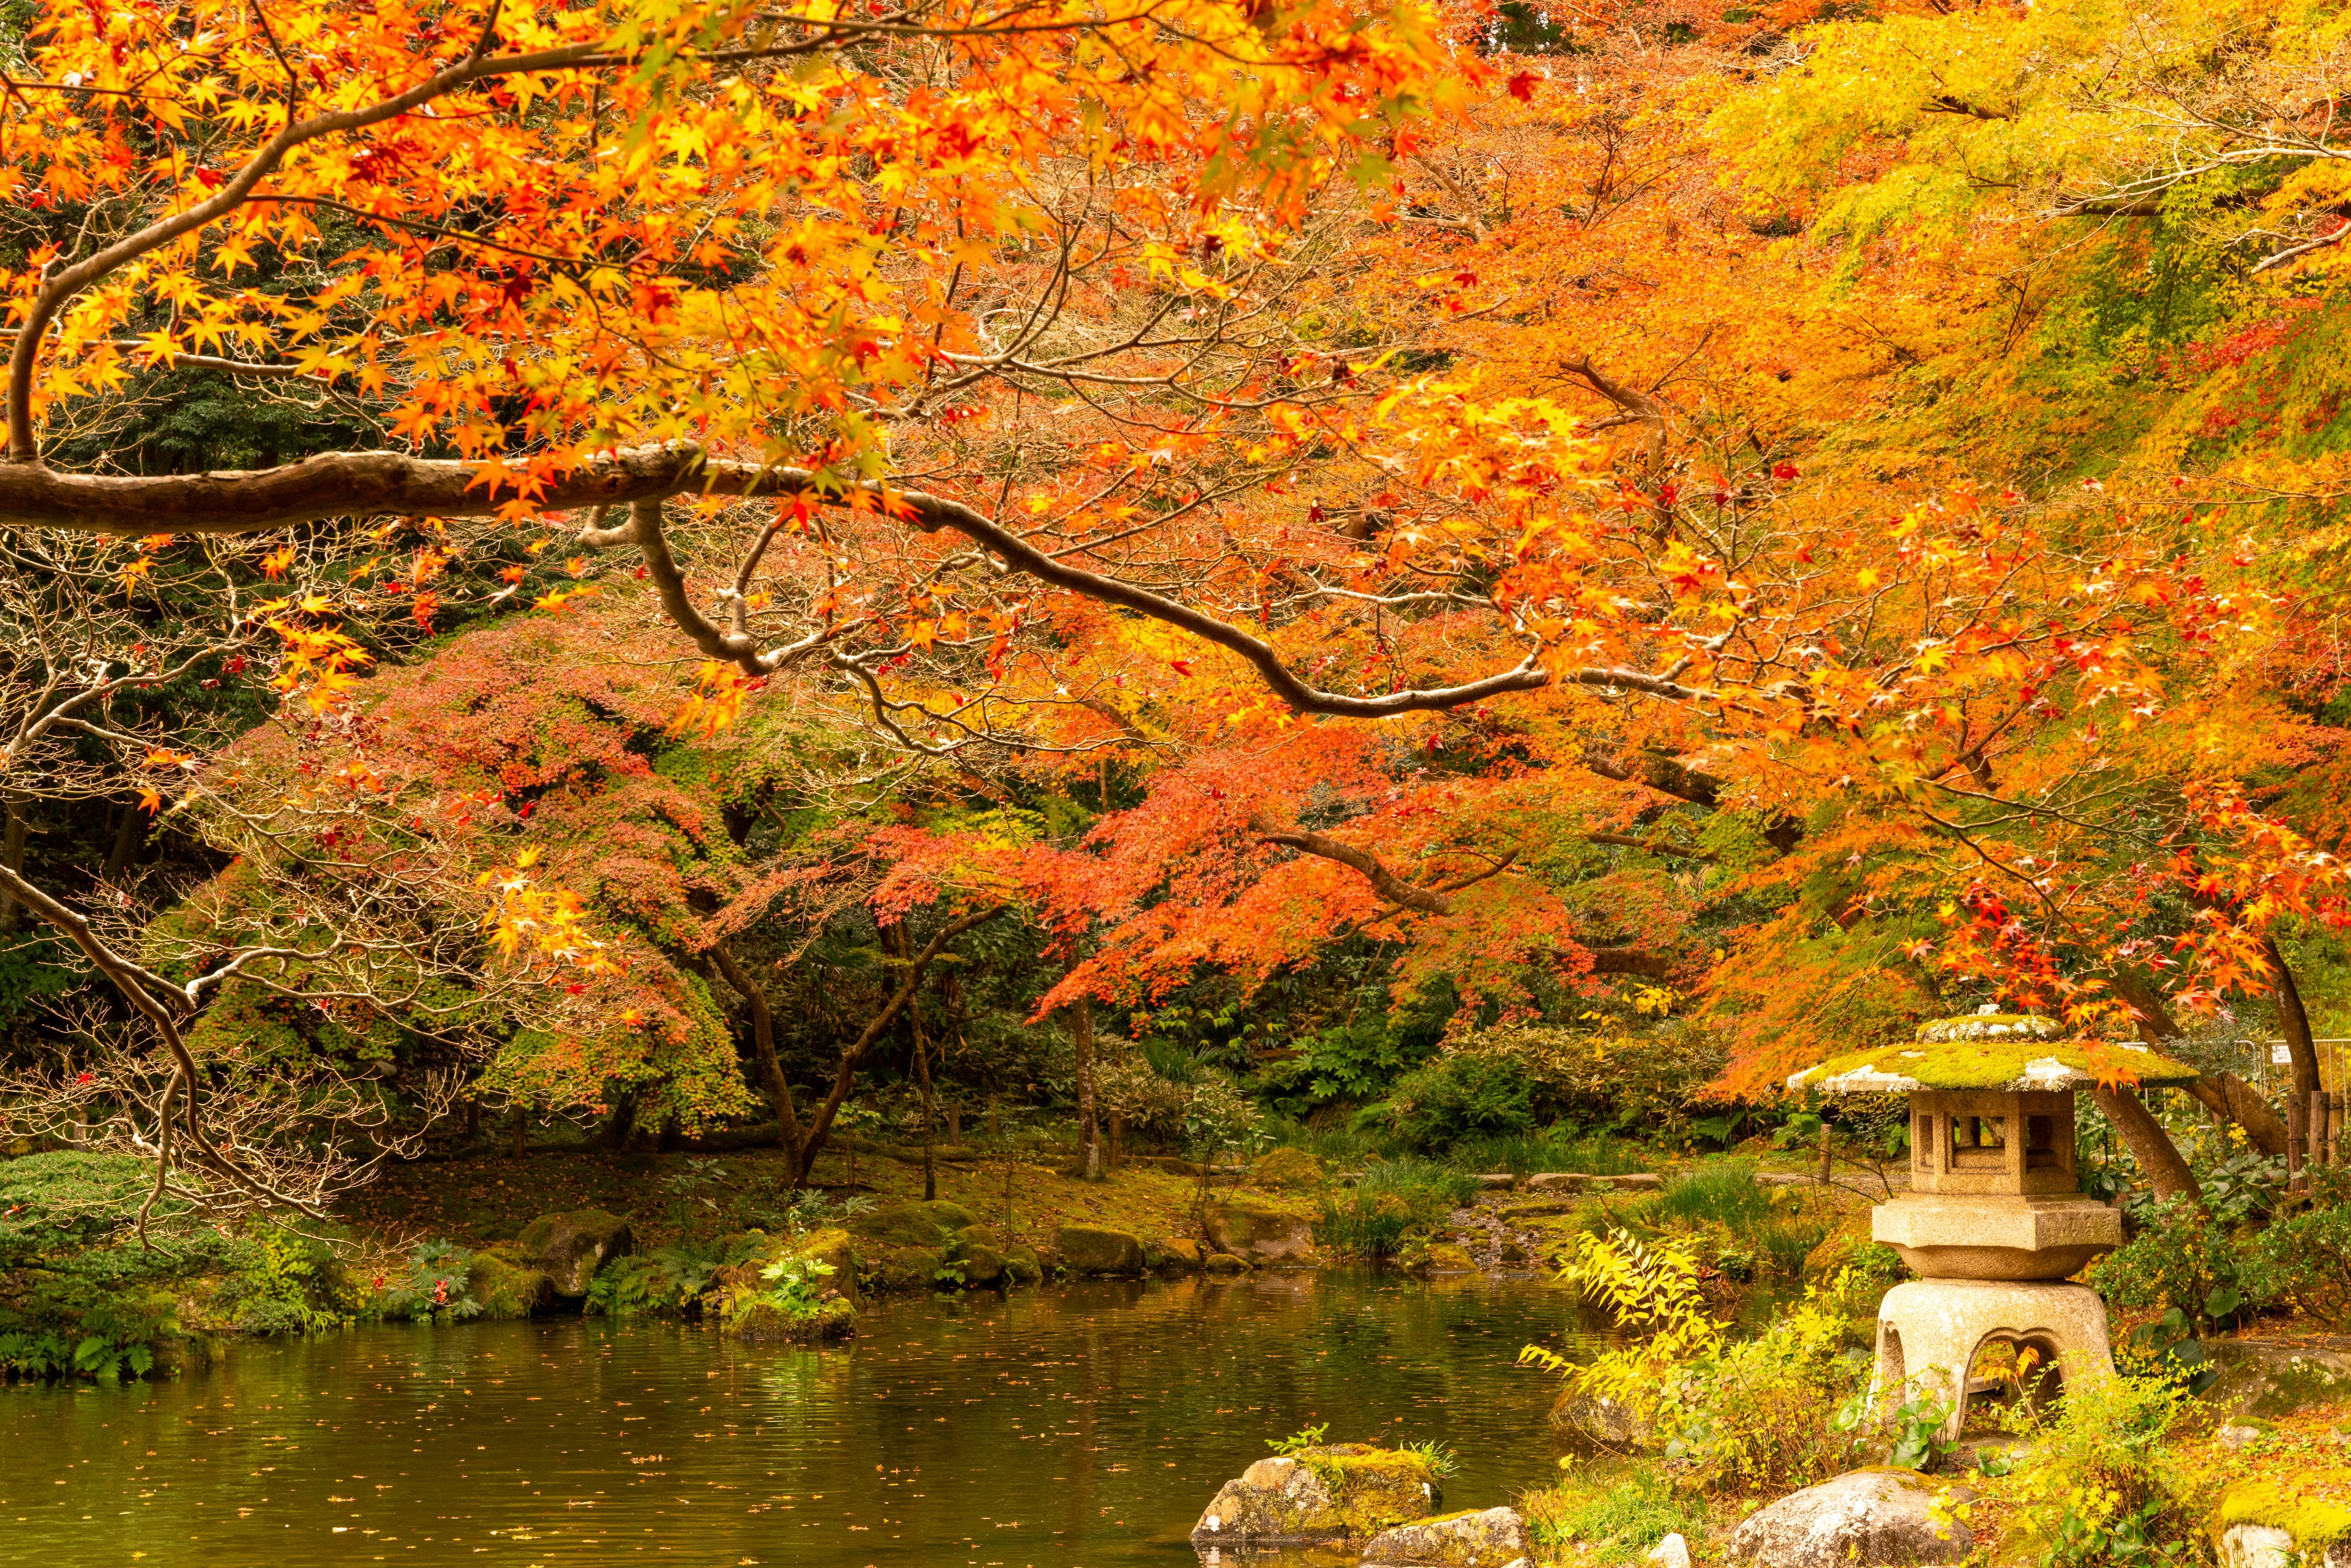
[1,1269,1584,1566]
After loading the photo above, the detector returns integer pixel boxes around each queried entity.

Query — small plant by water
[1266,1422,1330,1455]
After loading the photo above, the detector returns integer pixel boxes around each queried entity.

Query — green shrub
[1630,1159,1837,1281]
[211,1229,359,1335]
[1659,1286,1869,1495]
[2247,1202,2351,1326]
[1258,1018,1442,1119]
[1388,1052,1537,1148]
[1448,1129,1649,1176]
[0,1151,250,1379]
[2087,1197,2260,1334]
[586,1234,762,1316]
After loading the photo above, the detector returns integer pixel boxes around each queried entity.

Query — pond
[1,1269,1585,1567]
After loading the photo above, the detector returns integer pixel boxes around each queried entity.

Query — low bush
[1979,1371,2200,1566]
[1524,1226,1869,1496]
[2248,1201,2351,1327]
[2087,1197,2260,1334]
[2,1151,270,1378]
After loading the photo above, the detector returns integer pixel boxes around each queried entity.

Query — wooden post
[1818,1118,1832,1186]
[2290,1088,2308,1187]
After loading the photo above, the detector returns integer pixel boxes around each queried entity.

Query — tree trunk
[906,940,940,1203]
[2185,1071,2288,1157]
[2263,936,2321,1182]
[710,942,806,1177]
[790,909,994,1187]
[2113,966,2282,1170]
[0,795,25,933]
[102,800,143,879]
[2093,1084,2202,1204]
[1072,993,1101,1180]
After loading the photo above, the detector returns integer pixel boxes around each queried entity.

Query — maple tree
[0,0,2345,1218]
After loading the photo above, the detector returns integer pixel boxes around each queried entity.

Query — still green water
[2,1269,1580,1566]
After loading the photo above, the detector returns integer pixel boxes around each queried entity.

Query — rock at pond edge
[1728,1469,1974,1567]
[515,1208,634,1296]
[1191,1447,1441,1548]
[1055,1225,1145,1275]
[1359,1505,1531,1567]
[466,1247,556,1319]
[1204,1196,1316,1263]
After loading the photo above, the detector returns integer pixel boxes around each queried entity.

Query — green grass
[1447,1130,1651,1177]
[1625,1158,1835,1281]
[1315,1158,1481,1258]
[1528,1463,1704,1558]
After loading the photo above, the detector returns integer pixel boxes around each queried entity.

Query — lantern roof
[1785,1012,2201,1095]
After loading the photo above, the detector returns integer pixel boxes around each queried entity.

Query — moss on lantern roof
[1787,1015,2200,1095]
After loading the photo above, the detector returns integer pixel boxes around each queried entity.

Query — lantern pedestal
[1870,1278,2114,1444]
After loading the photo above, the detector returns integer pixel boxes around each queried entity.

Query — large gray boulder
[515,1208,634,1296]
[1360,1506,1531,1566]
[1204,1196,1316,1262]
[1728,1470,1974,1567]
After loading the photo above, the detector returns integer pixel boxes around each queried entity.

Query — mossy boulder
[948,1225,1016,1287]
[1251,1148,1327,1189]
[1205,1197,1316,1263]
[852,1200,978,1248]
[1360,1507,1531,1567]
[1728,1469,1973,1566]
[2211,1479,2351,1564]
[516,1208,634,1295]
[1191,1445,1443,1548]
[859,1242,947,1294]
[466,1246,556,1319]
[1419,1242,1478,1275]
[792,1227,861,1310]
[2209,1341,2351,1422]
[1056,1225,1146,1275]
[726,1293,855,1343]
[1205,1251,1251,1274]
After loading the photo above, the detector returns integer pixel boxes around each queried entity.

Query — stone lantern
[1788,1012,2200,1441]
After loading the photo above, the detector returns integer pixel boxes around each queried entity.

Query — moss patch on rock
[1056,1225,1144,1275]
[2212,1479,2351,1551]
[466,1247,556,1319]
[852,1201,977,1248]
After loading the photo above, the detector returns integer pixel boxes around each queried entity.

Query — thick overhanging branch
[0,443,1718,719]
